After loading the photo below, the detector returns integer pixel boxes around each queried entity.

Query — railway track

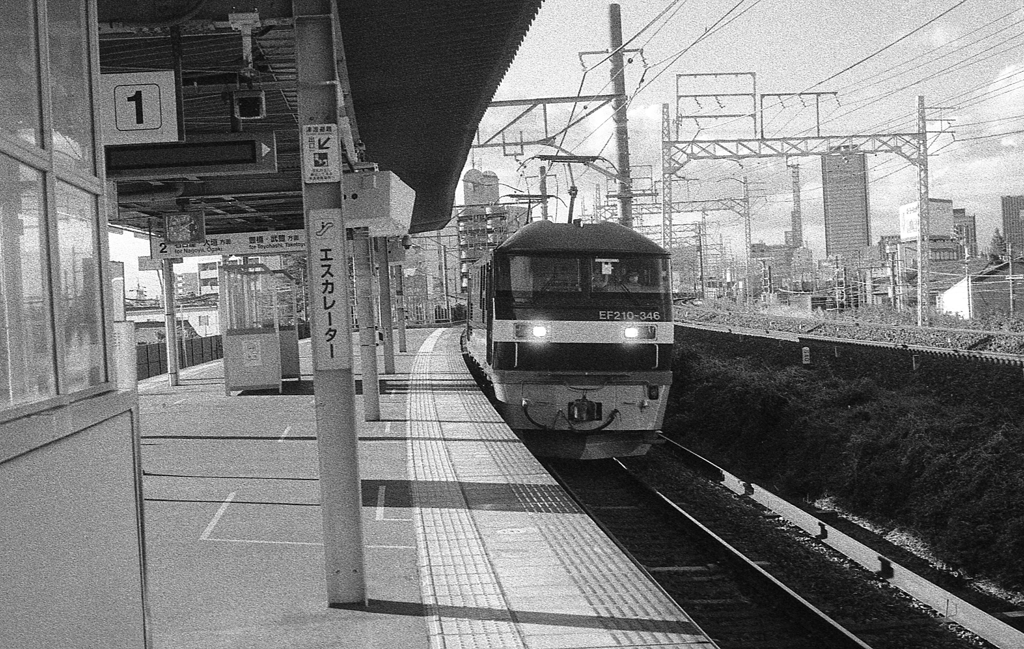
[646,437,1021,649]
[631,443,1004,649]
[545,451,1000,649]
[543,457,871,649]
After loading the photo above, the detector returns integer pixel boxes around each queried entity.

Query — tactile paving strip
[408,329,526,649]
[406,328,717,649]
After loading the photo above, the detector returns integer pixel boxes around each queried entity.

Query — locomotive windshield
[589,257,668,295]
[500,254,669,305]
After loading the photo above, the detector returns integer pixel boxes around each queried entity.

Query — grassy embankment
[664,341,1024,593]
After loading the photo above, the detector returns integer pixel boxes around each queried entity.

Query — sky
[114,0,1024,291]
[110,228,215,299]
[464,0,1024,263]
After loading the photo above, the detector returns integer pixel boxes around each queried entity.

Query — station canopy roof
[96,0,544,238]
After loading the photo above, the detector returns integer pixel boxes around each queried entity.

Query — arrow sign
[303,124,341,184]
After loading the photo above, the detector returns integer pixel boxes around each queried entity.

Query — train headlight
[623,324,657,340]
[514,322,549,340]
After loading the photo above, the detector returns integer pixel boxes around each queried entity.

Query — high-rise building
[1000,196,1024,254]
[786,162,803,248]
[456,169,528,292]
[821,148,870,262]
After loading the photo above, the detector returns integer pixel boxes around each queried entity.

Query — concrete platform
[137,326,717,648]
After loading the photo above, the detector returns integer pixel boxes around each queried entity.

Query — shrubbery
[666,339,1024,591]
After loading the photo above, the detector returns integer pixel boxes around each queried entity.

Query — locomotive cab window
[590,257,669,297]
[506,255,582,302]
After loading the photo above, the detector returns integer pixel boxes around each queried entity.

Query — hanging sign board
[309,208,349,371]
[302,124,341,184]
[148,228,306,259]
[105,132,277,179]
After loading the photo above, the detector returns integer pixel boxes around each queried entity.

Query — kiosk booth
[220,260,302,394]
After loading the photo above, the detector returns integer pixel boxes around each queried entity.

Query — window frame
[0,0,114,425]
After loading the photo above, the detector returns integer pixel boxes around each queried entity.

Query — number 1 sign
[100,71,180,145]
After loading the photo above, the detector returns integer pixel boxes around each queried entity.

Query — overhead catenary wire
[803,0,970,92]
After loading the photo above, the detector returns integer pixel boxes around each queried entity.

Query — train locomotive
[464,219,675,459]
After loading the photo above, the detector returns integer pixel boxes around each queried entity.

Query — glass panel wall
[56,181,105,392]
[1,0,109,419]
[47,0,95,174]
[0,153,55,409]
[0,0,42,147]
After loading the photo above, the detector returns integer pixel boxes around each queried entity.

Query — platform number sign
[101,72,179,145]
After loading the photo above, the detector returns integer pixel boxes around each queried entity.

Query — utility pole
[539,165,549,220]
[661,103,673,249]
[609,3,633,227]
[916,95,931,327]
[1009,241,1014,315]
[742,176,751,304]
[698,211,707,299]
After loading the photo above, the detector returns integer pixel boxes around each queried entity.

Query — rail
[660,437,1024,649]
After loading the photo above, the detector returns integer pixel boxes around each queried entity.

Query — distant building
[1000,196,1024,254]
[456,169,526,293]
[462,168,501,205]
[175,272,200,297]
[952,208,978,258]
[750,242,795,291]
[198,261,219,295]
[127,305,219,341]
[791,247,814,286]
[899,198,954,241]
[937,260,1023,319]
[821,148,870,262]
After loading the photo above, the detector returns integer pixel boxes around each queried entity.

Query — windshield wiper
[608,275,644,308]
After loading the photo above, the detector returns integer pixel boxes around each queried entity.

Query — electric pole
[609,3,633,228]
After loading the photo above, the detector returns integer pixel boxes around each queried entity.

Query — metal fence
[136,335,224,380]
[135,325,310,380]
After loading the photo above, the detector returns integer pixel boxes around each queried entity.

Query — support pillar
[394,263,407,352]
[294,0,365,605]
[377,237,395,374]
[354,227,381,420]
[162,259,180,387]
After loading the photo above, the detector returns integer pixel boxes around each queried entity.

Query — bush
[666,339,1024,591]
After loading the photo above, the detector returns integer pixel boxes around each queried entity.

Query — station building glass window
[1,0,108,420]
[0,0,42,147]
[57,182,104,392]
[0,154,55,409]
[48,0,96,175]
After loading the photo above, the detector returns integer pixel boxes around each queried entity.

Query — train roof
[496,220,668,256]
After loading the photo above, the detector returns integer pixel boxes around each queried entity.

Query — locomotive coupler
[567,396,602,423]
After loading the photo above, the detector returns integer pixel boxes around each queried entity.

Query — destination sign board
[148,228,306,259]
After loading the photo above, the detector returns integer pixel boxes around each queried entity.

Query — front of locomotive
[488,220,674,459]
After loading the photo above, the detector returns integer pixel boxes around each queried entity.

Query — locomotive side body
[465,220,674,459]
